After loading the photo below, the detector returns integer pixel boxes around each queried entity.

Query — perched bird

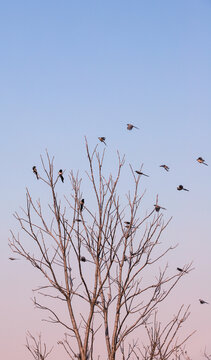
[58,169,64,183]
[197,157,208,166]
[124,221,131,225]
[80,199,84,211]
[154,204,166,212]
[177,185,189,191]
[160,164,169,172]
[80,256,86,262]
[75,218,82,222]
[127,123,139,130]
[32,166,39,179]
[98,137,107,145]
[199,299,209,304]
[135,170,149,177]
[177,267,187,273]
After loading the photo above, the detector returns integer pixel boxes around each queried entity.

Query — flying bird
[160,165,169,172]
[32,166,39,179]
[98,137,107,145]
[80,199,84,211]
[197,157,208,166]
[135,170,149,177]
[154,204,166,212]
[177,185,189,191]
[58,169,64,183]
[127,123,139,130]
[199,299,209,304]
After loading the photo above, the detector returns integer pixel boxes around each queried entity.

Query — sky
[1,0,211,359]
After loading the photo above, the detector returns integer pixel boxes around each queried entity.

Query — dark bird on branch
[177,185,189,191]
[177,267,187,273]
[154,205,166,212]
[127,123,139,130]
[58,169,64,183]
[80,256,86,262]
[199,299,209,304]
[98,137,107,145]
[80,199,84,211]
[160,164,169,172]
[32,166,39,179]
[197,157,208,166]
[135,170,149,177]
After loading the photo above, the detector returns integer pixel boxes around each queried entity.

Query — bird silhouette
[197,157,208,166]
[160,165,169,172]
[98,137,107,145]
[199,299,209,304]
[177,185,189,191]
[32,166,39,179]
[58,169,64,183]
[177,267,187,273]
[135,170,149,177]
[154,204,166,212]
[80,199,84,211]
[127,123,139,130]
[80,256,86,262]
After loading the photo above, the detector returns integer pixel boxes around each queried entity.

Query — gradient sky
[1,1,211,359]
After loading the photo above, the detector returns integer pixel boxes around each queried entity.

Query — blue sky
[1,1,211,359]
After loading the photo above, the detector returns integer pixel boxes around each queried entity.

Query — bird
[177,185,189,191]
[9,257,19,261]
[58,169,64,183]
[199,299,209,304]
[197,157,208,166]
[177,267,187,273]
[135,170,149,177]
[127,123,139,130]
[154,205,166,212]
[32,166,39,179]
[80,199,84,211]
[124,221,131,225]
[98,137,107,145]
[160,164,169,172]
[80,256,86,262]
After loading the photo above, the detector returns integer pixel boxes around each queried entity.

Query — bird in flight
[80,199,84,211]
[98,137,107,145]
[177,185,189,191]
[154,204,166,212]
[58,169,64,183]
[32,166,39,179]
[199,299,209,304]
[160,164,169,172]
[197,157,208,166]
[135,170,149,177]
[127,123,139,130]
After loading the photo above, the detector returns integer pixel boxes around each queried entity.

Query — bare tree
[9,140,193,360]
[26,332,53,360]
